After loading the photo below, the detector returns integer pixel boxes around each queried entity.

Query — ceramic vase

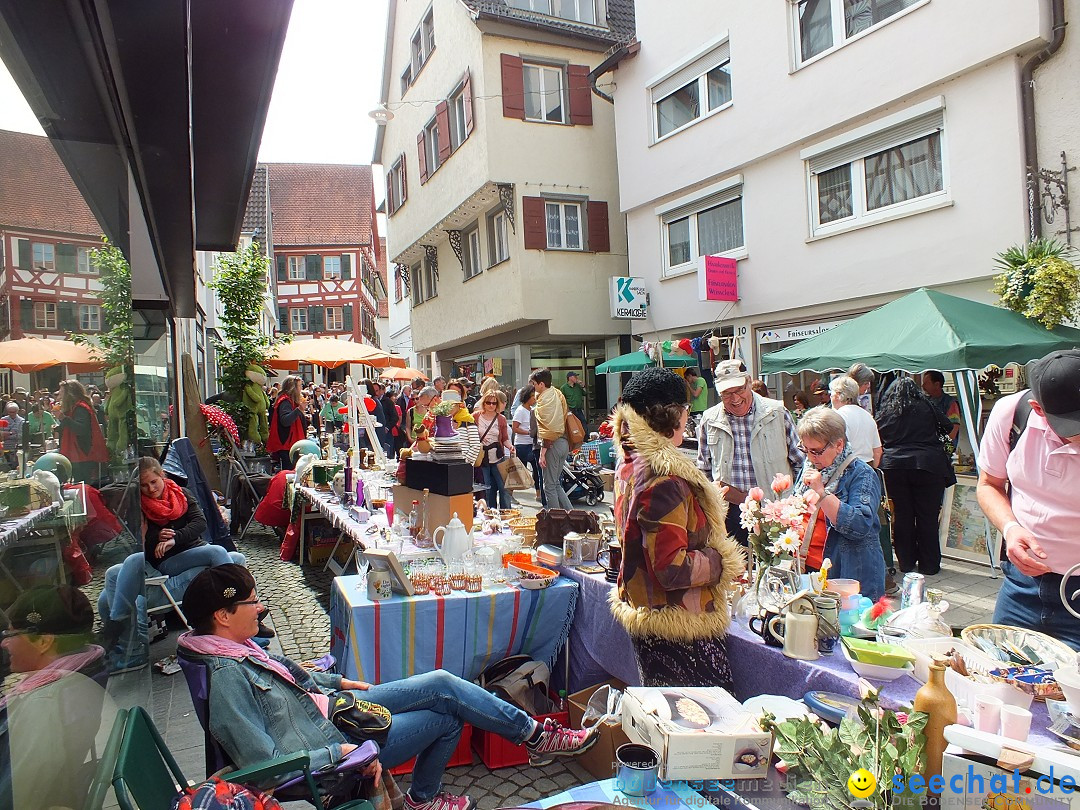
[433,415,458,438]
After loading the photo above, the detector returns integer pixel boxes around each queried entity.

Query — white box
[621,687,772,781]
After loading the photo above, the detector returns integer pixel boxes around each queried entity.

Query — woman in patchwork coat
[609,368,745,688]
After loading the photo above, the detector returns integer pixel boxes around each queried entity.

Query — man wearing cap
[178,565,597,810]
[977,350,1080,649]
[560,372,586,430]
[699,360,804,545]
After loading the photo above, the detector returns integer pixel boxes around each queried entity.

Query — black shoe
[256,621,276,639]
[99,618,125,648]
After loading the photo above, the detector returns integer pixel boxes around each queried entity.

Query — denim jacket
[182,648,347,773]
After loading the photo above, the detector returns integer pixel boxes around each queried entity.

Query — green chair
[110,705,374,810]
[81,708,129,810]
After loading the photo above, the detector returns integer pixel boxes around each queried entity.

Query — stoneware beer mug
[768,610,820,661]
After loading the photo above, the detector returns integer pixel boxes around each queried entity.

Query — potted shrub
[993,238,1080,329]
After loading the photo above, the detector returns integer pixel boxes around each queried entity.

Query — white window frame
[522,62,566,124]
[424,118,441,174]
[401,65,412,96]
[77,247,92,274]
[424,255,439,299]
[34,301,57,330]
[507,0,602,25]
[802,98,949,239]
[79,304,100,331]
[657,175,746,278]
[648,35,733,143]
[463,227,483,280]
[410,262,424,307]
[792,0,930,69]
[449,85,468,151]
[290,307,308,333]
[287,256,305,281]
[323,255,342,280]
[326,306,344,331]
[545,201,584,250]
[388,158,406,214]
[489,210,510,265]
[32,242,55,270]
[410,6,435,79]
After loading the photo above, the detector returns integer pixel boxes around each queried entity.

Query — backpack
[476,655,553,715]
[1009,390,1033,451]
[564,411,586,452]
[172,777,282,810]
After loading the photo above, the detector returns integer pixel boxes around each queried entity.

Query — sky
[0,0,389,165]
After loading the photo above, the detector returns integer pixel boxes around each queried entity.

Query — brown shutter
[417,131,429,184]
[587,201,610,253]
[522,196,546,250]
[436,101,452,162]
[500,54,525,120]
[568,64,593,126]
[386,175,396,214]
[463,71,474,134]
[400,154,408,202]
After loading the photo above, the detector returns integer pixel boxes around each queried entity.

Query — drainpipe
[1020,0,1067,239]
[588,40,639,103]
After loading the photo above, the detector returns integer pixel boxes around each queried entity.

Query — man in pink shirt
[977,350,1080,650]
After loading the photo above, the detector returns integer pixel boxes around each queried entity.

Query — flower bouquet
[740,473,818,575]
[429,400,460,417]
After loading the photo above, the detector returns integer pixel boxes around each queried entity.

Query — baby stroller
[560,451,606,506]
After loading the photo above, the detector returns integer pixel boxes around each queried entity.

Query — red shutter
[417,131,428,184]
[568,64,593,126]
[436,101,452,162]
[463,71,474,134]
[522,196,547,250]
[400,153,408,203]
[386,174,396,214]
[500,54,525,120]
[587,201,610,253]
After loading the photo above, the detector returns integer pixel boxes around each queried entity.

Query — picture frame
[939,475,994,566]
[361,547,414,596]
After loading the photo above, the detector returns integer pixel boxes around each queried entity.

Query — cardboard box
[621,687,772,781]
[568,679,630,781]
[599,469,615,492]
[405,459,474,496]
[393,485,475,532]
[473,701,568,769]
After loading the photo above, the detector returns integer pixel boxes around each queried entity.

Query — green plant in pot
[760,687,927,809]
[992,238,1080,329]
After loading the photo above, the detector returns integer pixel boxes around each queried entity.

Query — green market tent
[595,351,699,374]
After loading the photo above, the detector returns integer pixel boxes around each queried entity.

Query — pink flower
[748,487,765,502]
[804,489,821,506]
[771,473,792,494]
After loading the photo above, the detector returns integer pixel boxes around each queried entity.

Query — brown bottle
[913,655,958,789]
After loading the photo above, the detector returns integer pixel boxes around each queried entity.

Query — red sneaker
[524,718,599,765]
[403,792,476,810]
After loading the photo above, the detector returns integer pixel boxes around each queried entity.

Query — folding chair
[82,707,128,810]
[144,574,192,630]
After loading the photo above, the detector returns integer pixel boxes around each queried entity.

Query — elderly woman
[794,407,885,601]
[829,376,882,467]
[611,368,743,688]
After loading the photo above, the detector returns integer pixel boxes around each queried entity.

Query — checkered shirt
[696,401,804,490]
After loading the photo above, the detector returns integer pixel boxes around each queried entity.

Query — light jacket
[534,387,568,443]
[609,406,744,642]
[179,646,347,773]
[701,394,796,487]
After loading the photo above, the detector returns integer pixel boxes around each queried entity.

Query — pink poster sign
[698,255,739,302]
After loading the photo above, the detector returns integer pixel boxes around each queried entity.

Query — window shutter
[653,41,729,100]
[55,243,77,273]
[342,254,352,280]
[463,71,474,134]
[306,255,320,280]
[276,254,287,281]
[17,240,30,270]
[386,175,396,215]
[343,304,354,333]
[522,196,547,250]
[436,101,452,162]
[500,54,525,120]
[568,65,593,126]
[278,306,289,333]
[20,300,33,331]
[400,154,408,202]
[309,305,325,333]
[587,201,610,252]
[58,301,76,332]
[807,110,945,174]
[417,131,429,184]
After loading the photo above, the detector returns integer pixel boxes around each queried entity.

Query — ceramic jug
[768,608,819,661]
[432,513,472,565]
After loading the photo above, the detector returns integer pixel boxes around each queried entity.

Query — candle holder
[465,573,483,593]
[410,573,430,595]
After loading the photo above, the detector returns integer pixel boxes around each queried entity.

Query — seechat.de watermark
[891,765,1079,797]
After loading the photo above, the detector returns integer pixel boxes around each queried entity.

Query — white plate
[742,695,814,723]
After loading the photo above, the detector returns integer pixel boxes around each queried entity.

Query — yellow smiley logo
[847,768,877,799]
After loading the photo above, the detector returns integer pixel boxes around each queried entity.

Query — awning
[595,351,698,374]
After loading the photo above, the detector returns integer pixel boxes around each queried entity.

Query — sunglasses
[1,628,33,639]
[484,400,498,405]
[798,442,834,458]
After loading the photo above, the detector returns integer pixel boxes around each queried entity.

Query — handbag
[535,508,601,547]
[497,456,532,491]
[329,691,393,747]
[477,416,504,467]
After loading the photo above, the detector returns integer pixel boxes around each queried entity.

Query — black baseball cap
[1029,349,1080,438]
[182,564,257,626]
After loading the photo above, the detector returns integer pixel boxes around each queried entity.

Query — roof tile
[461,0,635,44]
[266,163,374,247]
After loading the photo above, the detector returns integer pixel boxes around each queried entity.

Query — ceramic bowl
[509,562,557,590]
[1054,667,1080,717]
[843,637,916,668]
[841,644,914,682]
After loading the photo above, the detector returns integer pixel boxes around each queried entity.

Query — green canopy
[760,288,1080,374]
[595,351,699,374]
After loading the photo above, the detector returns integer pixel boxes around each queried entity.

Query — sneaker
[884,575,900,596]
[524,718,599,766]
[403,792,475,810]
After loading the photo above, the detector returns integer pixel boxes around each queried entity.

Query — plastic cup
[385,501,394,526]
[1000,705,1032,741]
[974,695,1003,734]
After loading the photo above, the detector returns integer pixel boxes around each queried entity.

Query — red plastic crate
[390,724,474,775]
[471,708,570,769]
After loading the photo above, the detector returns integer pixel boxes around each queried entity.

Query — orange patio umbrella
[0,336,105,373]
[266,337,407,370]
[379,366,427,382]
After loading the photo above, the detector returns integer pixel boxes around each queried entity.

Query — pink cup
[1000,705,1032,741]
[385,501,395,526]
[974,695,1003,734]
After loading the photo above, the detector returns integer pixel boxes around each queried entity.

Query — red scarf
[142,478,188,525]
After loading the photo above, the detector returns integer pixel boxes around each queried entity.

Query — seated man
[178,565,597,810]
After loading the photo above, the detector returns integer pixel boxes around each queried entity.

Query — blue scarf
[794,441,853,496]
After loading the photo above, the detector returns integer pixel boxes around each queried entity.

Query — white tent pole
[952,370,999,572]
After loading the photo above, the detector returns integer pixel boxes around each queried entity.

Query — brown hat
[181,564,257,626]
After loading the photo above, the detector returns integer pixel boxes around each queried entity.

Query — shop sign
[697,255,739,302]
[757,319,845,344]
[609,277,649,319]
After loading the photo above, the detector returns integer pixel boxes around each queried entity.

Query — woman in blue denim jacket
[795,407,885,601]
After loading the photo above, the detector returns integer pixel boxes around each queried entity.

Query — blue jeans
[156,544,236,577]
[994,559,1080,650]
[360,670,533,801]
[480,463,511,509]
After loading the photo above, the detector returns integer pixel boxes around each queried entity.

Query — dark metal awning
[0,0,293,317]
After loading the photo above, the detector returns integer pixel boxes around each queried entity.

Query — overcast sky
[0,0,388,165]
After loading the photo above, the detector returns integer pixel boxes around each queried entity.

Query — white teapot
[432,513,473,565]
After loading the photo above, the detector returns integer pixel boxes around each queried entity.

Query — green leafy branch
[993,238,1080,329]
[70,236,134,369]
